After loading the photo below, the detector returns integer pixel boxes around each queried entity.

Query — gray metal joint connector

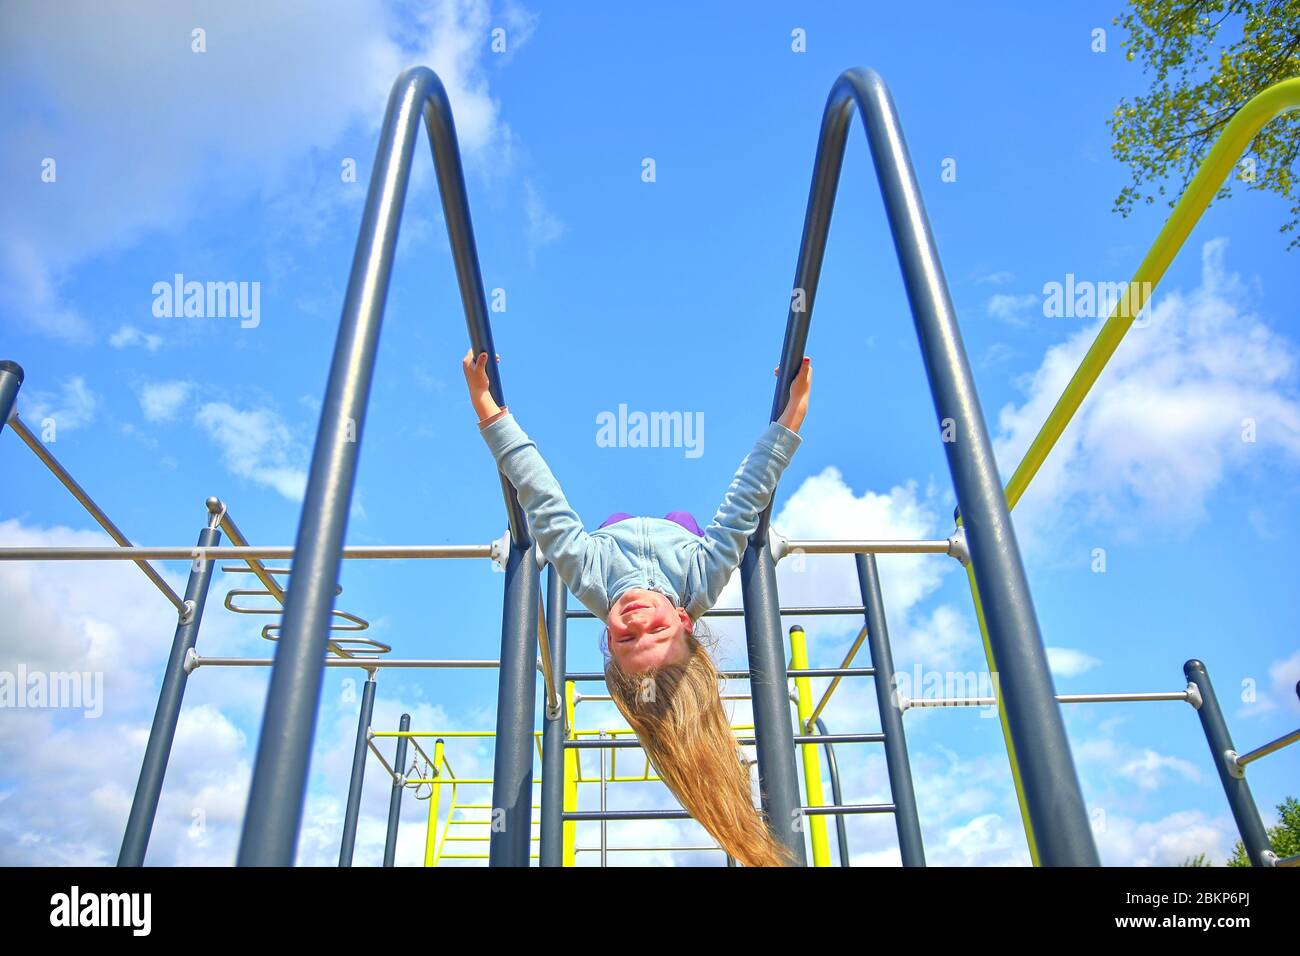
[1184,681,1203,710]
[205,496,227,530]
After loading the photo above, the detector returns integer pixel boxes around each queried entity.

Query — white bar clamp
[946,527,970,566]
[769,526,790,563]
[490,528,545,571]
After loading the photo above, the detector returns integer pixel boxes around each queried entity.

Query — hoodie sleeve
[686,420,802,618]
[479,413,608,617]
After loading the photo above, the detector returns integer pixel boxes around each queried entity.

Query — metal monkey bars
[1,65,1297,867]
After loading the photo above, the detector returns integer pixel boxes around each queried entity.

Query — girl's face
[606,587,691,674]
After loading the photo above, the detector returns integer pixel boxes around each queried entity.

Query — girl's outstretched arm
[688,358,812,616]
[463,350,608,616]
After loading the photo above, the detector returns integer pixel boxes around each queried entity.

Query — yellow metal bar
[422,739,446,867]
[806,623,869,729]
[961,77,1300,866]
[563,680,578,866]
[1002,77,1300,513]
[789,627,829,866]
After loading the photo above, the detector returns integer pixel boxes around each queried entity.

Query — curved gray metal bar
[237,66,523,866]
[749,67,1098,866]
[813,717,851,867]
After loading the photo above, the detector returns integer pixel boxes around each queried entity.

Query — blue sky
[1,0,1297,866]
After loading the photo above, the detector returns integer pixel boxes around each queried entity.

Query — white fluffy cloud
[524,177,565,259]
[1239,648,1300,717]
[110,326,164,352]
[16,376,98,433]
[0,0,529,342]
[1094,809,1235,866]
[195,401,308,501]
[0,517,503,865]
[1047,646,1101,678]
[0,519,246,863]
[137,380,195,423]
[987,292,1038,326]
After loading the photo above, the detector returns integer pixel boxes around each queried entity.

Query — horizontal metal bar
[564,803,894,822]
[783,538,952,555]
[803,803,894,816]
[575,845,722,853]
[1276,853,1299,868]
[565,667,875,682]
[787,733,885,745]
[577,693,762,703]
[1235,726,1300,769]
[5,413,185,611]
[901,690,1194,710]
[568,604,869,620]
[566,732,884,750]
[189,655,500,670]
[565,809,693,821]
[376,730,543,738]
[1059,691,1193,704]
[406,778,540,786]
[0,544,494,561]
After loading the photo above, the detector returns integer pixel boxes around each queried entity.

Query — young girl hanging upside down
[462,348,812,867]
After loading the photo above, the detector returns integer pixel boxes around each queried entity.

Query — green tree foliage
[1179,852,1213,865]
[1111,1,1300,247]
[1226,795,1300,865]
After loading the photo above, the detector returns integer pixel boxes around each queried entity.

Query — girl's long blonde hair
[602,620,797,867]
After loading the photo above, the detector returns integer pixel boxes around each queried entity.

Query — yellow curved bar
[1003,77,1300,511]
[969,76,1300,865]
[788,627,830,866]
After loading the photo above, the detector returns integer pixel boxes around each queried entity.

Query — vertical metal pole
[1184,660,1276,866]
[856,553,926,866]
[540,566,568,866]
[383,713,411,867]
[118,500,223,866]
[0,360,23,436]
[338,672,377,866]
[599,731,608,868]
[739,545,807,864]
[765,68,1097,865]
[813,717,852,866]
[488,541,541,866]
[236,66,524,866]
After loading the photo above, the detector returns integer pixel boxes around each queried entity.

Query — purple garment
[598,511,705,537]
